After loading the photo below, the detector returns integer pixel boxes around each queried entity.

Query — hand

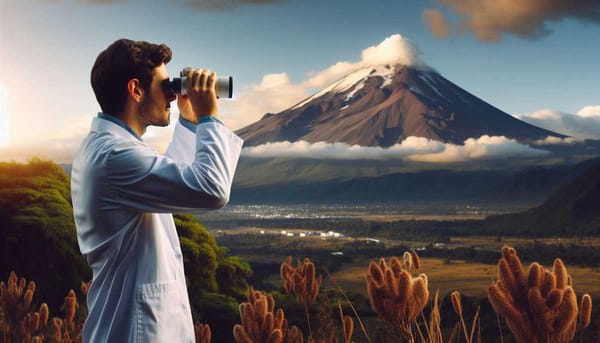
[186,69,219,120]
[176,94,196,123]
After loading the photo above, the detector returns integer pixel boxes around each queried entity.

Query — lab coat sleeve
[164,118,196,164]
[105,121,243,213]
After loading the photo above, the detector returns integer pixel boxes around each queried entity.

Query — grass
[258,257,600,299]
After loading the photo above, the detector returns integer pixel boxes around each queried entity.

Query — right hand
[176,94,195,122]
[186,69,219,120]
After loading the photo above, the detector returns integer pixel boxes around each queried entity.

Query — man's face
[138,63,176,128]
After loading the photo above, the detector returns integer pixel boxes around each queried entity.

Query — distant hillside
[484,159,600,236]
[231,157,599,206]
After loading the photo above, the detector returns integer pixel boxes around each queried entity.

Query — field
[211,207,600,342]
[256,256,600,299]
[217,224,600,300]
[327,257,600,298]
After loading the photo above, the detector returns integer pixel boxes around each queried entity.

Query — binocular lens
[164,76,233,99]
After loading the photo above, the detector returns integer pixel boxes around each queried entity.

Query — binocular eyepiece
[164,67,233,99]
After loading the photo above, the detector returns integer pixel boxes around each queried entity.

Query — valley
[202,206,600,342]
[197,193,600,320]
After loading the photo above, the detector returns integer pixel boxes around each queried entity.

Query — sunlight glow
[0,84,7,146]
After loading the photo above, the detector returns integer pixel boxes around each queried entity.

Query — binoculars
[164,67,233,99]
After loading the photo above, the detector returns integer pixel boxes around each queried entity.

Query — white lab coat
[71,114,243,342]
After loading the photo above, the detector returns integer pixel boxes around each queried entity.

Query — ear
[126,79,144,103]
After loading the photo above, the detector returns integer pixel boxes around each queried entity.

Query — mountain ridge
[483,157,600,236]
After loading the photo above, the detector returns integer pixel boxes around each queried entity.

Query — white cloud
[241,137,445,160]
[577,105,600,118]
[0,114,91,163]
[408,135,549,162]
[522,109,561,120]
[303,61,357,89]
[0,138,81,164]
[531,136,580,145]
[222,34,424,130]
[0,114,177,163]
[220,73,309,129]
[242,135,549,163]
[514,106,600,139]
[361,34,423,68]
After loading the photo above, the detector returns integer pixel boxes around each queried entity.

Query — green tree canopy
[0,159,89,310]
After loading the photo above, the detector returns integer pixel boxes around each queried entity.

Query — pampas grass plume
[579,294,592,329]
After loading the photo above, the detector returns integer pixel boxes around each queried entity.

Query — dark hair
[91,39,172,115]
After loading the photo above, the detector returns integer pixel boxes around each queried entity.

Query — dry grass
[487,246,589,342]
[321,258,600,299]
[233,287,305,343]
[0,272,88,343]
[4,243,598,343]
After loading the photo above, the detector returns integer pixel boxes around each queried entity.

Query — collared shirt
[71,113,243,342]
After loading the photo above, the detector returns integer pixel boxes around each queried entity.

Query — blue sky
[0,0,599,162]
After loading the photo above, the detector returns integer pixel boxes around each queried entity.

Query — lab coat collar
[92,112,143,142]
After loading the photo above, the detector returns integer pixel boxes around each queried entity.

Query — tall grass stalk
[323,267,371,343]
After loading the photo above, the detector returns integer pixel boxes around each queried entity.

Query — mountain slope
[230,157,599,205]
[237,64,564,147]
[484,158,600,236]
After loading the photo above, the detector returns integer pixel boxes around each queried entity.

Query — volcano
[236,64,565,147]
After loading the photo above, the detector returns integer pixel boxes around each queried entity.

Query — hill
[0,159,91,309]
[483,158,600,236]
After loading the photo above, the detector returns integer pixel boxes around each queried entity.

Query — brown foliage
[426,291,443,343]
[1,271,49,343]
[338,303,354,343]
[4,246,598,343]
[195,323,212,343]
[450,291,480,343]
[366,252,429,342]
[281,257,323,340]
[578,294,592,330]
[281,257,322,306]
[487,246,593,343]
[234,287,303,343]
[0,271,86,343]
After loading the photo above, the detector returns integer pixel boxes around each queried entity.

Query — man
[71,39,243,342]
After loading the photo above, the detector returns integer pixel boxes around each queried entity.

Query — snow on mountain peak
[292,65,396,109]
